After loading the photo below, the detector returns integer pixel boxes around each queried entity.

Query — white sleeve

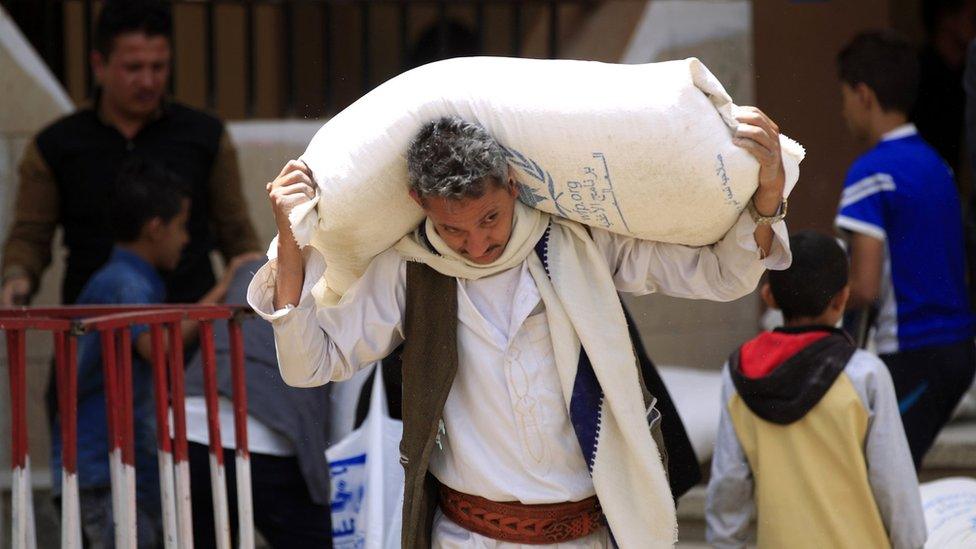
[705,365,754,549]
[846,351,927,549]
[591,210,791,301]
[246,246,406,387]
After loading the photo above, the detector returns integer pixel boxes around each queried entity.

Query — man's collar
[88,87,169,128]
[880,123,917,142]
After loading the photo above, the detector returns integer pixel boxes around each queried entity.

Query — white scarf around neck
[394,201,678,546]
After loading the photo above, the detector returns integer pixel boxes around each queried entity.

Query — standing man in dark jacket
[0,0,260,306]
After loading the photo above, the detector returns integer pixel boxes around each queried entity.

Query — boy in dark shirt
[51,158,247,548]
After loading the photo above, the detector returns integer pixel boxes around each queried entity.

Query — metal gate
[2,305,256,548]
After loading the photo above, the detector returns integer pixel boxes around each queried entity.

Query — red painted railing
[1,305,254,549]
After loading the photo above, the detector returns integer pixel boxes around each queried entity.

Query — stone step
[919,419,976,480]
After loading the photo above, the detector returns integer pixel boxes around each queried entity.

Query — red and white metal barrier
[1,305,254,549]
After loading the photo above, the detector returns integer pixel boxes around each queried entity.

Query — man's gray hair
[406,116,509,200]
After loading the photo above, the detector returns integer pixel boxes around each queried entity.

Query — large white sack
[290,56,804,303]
[920,477,976,548]
[658,366,722,462]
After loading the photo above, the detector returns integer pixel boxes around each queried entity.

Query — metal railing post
[5,328,36,549]
[150,324,179,549]
[117,328,138,546]
[166,320,194,548]
[2,305,250,549]
[54,330,81,549]
[199,320,231,549]
[228,317,254,548]
[99,328,137,548]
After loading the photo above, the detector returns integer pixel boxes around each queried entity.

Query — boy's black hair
[836,30,918,114]
[95,0,172,57]
[110,157,189,243]
[768,231,849,321]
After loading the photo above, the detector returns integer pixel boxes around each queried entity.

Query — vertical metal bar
[475,1,485,54]
[22,456,36,549]
[116,329,138,548]
[168,1,176,97]
[205,0,216,110]
[65,334,80,548]
[436,1,448,59]
[83,0,93,98]
[166,0,179,95]
[510,1,523,57]
[41,0,53,77]
[360,0,371,95]
[398,0,410,71]
[7,328,36,549]
[322,2,333,114]
[228,319,254,548]
[98,329,128,549]
[548,0,559,58]
[118,329,135,478]
[200,321,231,549]
[55,332,81,549]
[166,322,194,548]
[7,330,26,470]
[245,0,256,117]
[150,325,178,549]
[282,0,296,116]
[43,0,64,87]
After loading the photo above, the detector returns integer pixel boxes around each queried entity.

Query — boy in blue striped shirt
[836,30,976,468]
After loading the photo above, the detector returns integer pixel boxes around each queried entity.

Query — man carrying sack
[249,111,791,547]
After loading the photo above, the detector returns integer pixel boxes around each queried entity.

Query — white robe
[247,211,789,547]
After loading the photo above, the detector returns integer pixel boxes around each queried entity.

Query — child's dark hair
[768,231,849,321]
[110,157,189,243]
[95,0,172,57]
[836,30,918,114]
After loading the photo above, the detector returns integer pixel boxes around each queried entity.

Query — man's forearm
[274,231,305,309]
[753,225,774,257]
[3,223,55,284]
[847,232,884,310]
[751,186,783,257]
[3,140,60,285]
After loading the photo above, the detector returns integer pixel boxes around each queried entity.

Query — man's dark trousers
[187,442,333,548]
[881,339,976,469]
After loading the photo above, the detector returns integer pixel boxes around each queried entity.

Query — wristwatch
[747,197,788,225]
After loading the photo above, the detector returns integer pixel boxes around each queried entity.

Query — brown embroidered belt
[438,485,605,545]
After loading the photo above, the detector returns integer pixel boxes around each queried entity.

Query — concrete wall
[227,121,321,246]
[753,0,892,233]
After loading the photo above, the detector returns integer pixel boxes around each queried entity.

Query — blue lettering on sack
[502,147,630,232]
[716,154,740,206]
[330,453,367,547]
